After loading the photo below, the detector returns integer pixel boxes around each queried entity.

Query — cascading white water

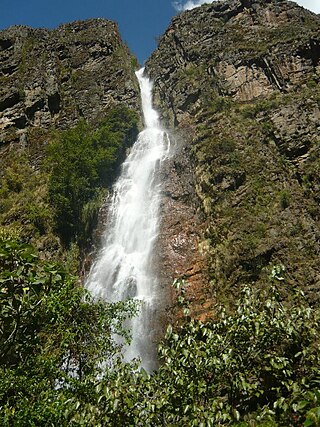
[86,68,169,371]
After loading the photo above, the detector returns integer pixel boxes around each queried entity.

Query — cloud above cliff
[173,0,320,13]
[297,0,320,13]
[173,0,214,11]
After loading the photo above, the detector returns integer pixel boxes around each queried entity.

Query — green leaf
[297,401,310,411]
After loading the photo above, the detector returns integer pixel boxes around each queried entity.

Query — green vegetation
[192,77,320,304]
[0,153,54,243]
[1,236,319,426]
[48,105,138,245]
[150,281,320,427]
[0,231,137,425]
[48,107,137,244]
[18,36,37,78]
[204,95,233,116]
[131,55,140,70]
[226,16,319,58]
[0,106,138,254]
[279,189,292,210]
[240,98,281,119]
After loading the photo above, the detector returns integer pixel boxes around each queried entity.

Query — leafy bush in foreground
[1,232,319,426]
[0,231,137,426]
[151,284,320,426]
[62,283,320,426]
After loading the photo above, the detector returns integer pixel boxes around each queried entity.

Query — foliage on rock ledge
[192,85,320,305]
[47,105,138,245]
[0,105,138,259]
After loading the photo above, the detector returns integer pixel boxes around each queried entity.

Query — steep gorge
[1,1,320,424]
[0,0,320,318]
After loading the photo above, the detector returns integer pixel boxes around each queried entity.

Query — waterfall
[86,68,169,371]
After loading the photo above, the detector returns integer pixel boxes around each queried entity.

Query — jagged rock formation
[0,19,140,262]
[0,19,139,150]
[146,0,320,314]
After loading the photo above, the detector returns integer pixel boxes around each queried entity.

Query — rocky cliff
[146,0,320,315]
[0,19,140,261]
[0,19,139,151]
[1,2,320,317]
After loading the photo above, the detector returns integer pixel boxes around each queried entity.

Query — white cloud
[173,0,214,12]
[173,0,320,14]
[295,0,320,13]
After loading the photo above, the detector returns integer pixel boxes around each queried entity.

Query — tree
[0,230,137,426]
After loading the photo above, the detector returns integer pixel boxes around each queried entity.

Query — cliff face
[0,19,139,150]
[146,0,320,314]
[0,19,140,261]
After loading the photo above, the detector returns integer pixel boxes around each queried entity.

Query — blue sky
[0,0,318,64]
[0,0,176,64]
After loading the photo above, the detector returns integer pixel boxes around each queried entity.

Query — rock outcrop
[0,19,140,150]
[146,0,320,314]
[0,19,140,264]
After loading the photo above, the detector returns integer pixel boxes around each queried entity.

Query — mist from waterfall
[86,68,169,371]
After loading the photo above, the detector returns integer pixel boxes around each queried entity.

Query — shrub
[279,189,292,209]
[151,284,320,426]
[59,282,320,426]
[1,239,319,426]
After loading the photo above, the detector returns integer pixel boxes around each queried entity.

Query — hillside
[146,0,320,315]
